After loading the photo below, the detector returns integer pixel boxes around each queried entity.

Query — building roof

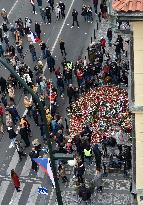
[112,0,143,12]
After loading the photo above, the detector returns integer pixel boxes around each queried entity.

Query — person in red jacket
[100,37,106,54]
[11,169,21,192]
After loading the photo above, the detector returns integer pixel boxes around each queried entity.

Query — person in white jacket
[55,3,61,20]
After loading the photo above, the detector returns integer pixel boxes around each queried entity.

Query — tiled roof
[112,0,143,12]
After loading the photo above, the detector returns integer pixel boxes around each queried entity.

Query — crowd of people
[0,0,132,203]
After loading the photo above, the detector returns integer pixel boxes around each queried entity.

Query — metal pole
[0,57,63,205]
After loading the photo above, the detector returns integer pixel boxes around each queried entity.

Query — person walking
[30,0,37,14]
[71,9,79,28]
[35,22,41,39]
[59,39,66,56]
[11,169,21,192]
[15,140,26,161]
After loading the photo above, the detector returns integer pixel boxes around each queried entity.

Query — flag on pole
[38,187,48,195]
[32,158,55,187]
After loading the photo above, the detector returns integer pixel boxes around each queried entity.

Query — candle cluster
[69,86,132,143]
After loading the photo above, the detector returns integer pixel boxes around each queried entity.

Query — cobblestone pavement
[52,17,132,205]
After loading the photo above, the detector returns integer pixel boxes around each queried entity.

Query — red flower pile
[69,86,132,143]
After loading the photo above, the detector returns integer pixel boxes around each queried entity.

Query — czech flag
[29,32,41,43]
[32,158,55,187]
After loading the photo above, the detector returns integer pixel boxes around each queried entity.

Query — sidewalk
[52,16,132,205]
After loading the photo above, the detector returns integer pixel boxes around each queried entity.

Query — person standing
[40,42,47,59]
[7,127,17,148]
[55,3,61,20]
[1,8,9,23]
[19,124,30,147]
[45,5,51,24]
[0,27,3,42]
[35,22,41,39]
[67,84,74,104]
[49,0,54,12]
[107,28,112,47]
[29,42,37,61]
[30,0,37,14]
[29,147,39,172]
[93,0,98,14]
[59,39,66,56]
[71,9,79,28]
[0,105,4,134]
[15,140,26,161]
[59,1,65,19]
[11,170,21,192]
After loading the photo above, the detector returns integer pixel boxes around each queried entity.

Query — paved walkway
[52,16,132,205]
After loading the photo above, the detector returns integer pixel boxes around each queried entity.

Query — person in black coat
[29,147,39,172]
[37,0,42,7]
[19,125,30,147]
[93,144,102,170]
[48,0,54,11]
[2,22,9,33]
[59,1,65,18]
[71,9,79,28]
[0,77,7,93]
[59,39,66,56]
[47,55,55,72]
[67,84,74,104]
[35,22,41,38]
[0,27,3,42]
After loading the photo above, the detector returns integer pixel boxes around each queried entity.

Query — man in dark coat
[35,22,41,38]
[37,0,42,7]
[29,147,39,172]
[47,55,55,72]
[19,125,30,147]
[59,39,66,56]
[93,144,102,170]
[67,84,74,104]
[59,1,65,18]
[71,9,79,28]
[0,77,7,93]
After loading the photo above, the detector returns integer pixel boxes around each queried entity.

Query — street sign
[38,187,48,195]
